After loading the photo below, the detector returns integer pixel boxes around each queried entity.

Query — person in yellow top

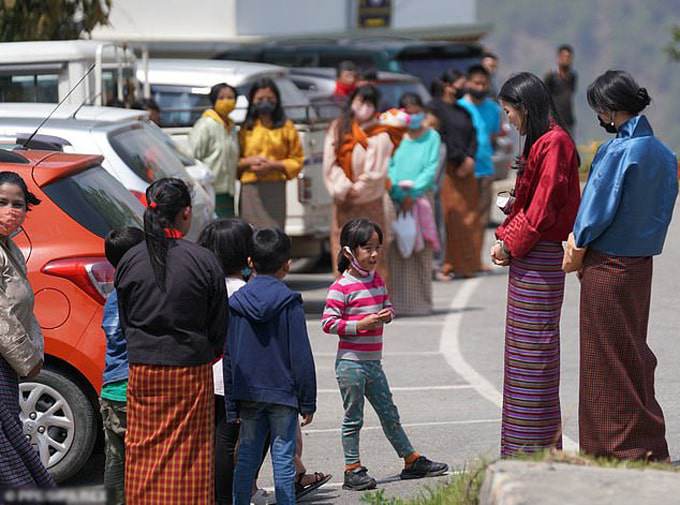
[238,78,304,229]
[189,83,240,218]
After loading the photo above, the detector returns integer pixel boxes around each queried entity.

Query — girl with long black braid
[115,178,228,505]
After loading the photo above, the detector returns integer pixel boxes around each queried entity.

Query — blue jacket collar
[617,115,653,139]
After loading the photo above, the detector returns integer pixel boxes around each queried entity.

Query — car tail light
[297,174,312,203]
[130,190,148,207]
[42,257,114,304]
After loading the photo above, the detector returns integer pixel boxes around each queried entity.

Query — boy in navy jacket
[224,228,317,505]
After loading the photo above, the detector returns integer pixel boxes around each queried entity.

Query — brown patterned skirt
[330,195,392,282]
[579,250,669,461]
[239,181,286,230]
[439,167,481,276]
[126,364,215,504]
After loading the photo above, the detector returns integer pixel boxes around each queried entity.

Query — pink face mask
[0,207,26,237]
[352,102,376,123]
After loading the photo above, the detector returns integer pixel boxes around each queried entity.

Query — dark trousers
[100,398,126,505]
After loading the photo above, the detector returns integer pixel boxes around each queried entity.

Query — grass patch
[360,461,487,505]
[359,451,677,505]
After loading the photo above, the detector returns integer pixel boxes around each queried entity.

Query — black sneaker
[343,466,377,491]
[400,456,449,480]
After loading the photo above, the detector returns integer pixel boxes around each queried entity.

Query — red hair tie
[148,201,157,209]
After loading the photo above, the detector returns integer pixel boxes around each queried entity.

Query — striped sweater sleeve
[321,283,359,336]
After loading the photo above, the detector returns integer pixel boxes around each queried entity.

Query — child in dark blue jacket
[224,228,317,505]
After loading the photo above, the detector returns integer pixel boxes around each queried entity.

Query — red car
[0,148,144,482]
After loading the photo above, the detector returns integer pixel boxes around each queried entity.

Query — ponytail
[144,178,191,290]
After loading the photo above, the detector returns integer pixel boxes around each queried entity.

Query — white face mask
[352,102,376,123]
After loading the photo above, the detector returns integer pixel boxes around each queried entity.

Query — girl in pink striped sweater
[321,219,448,491]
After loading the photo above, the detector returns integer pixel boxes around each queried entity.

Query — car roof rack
[0,149,29,164]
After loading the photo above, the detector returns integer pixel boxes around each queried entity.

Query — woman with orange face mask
[189,83,240,218]
[0,171,54,488]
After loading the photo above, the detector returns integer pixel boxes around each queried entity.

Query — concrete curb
[479,460,680,505]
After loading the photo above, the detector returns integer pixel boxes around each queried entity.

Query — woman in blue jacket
[564,70,678,461]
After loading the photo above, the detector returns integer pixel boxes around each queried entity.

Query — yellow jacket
[239,120,304,184]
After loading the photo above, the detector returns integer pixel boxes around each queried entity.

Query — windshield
[108,123,191,183]
[43,165,144,239]
[375,81,431,111]
[142,120,196,166]
[151,76,314,127]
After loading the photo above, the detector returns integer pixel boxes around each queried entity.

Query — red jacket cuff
[502,210,541,258]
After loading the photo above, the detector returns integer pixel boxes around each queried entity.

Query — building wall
[235,0,348,36]
[91,0,477,41]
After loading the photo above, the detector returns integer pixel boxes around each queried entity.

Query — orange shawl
[336,121,404,182]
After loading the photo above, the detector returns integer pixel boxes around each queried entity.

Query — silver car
[0,103,215,240]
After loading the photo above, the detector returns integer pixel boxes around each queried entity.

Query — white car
[0,103,215,240]
[138,58,332,261]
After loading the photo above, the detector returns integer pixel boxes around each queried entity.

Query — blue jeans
[335,359,415,465]
[233,401,298,505]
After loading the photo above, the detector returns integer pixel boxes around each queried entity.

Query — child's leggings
[335,359,414,465]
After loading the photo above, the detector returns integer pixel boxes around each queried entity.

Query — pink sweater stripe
[321,271,393,361]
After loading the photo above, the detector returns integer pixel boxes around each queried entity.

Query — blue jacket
[223,275,316,422]
[102,290,128,385]
[574,115,678,256]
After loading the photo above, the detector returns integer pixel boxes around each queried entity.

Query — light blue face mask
[408,112,425,130]
[241,266,252,279]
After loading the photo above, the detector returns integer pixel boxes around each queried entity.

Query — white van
[0,40,146,107]
[139,59,332,260]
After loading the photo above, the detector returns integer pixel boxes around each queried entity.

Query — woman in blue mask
[387,92,442,315]
[238,79,304,229]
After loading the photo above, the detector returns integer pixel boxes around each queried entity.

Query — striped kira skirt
[501,241,565,457]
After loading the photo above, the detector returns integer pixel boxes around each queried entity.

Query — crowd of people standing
[0,45,677,505]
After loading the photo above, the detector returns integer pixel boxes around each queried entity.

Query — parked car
[0,40,148,107]
[0,148,144,482]
[214,38,483,87]
[138,59,331,260]
[287,67,430,119]
[0,103,214,241]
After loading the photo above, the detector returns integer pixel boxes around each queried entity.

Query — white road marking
[316,385,474,393]
[439,278,579,451]
[303,418,500,434]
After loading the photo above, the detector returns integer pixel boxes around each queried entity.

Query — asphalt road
[63,205,680,504]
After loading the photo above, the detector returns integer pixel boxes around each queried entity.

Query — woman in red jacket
[491,73,580,457]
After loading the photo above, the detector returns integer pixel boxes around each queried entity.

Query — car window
[375,81,431,111]
[141,121,196,166]
[151,84,211,127]
[108,123,191,183]
[0,74,59,102]
[43,165,144,239]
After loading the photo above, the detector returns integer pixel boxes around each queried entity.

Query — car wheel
[19,368,97,483]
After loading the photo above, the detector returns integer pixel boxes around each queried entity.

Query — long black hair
[498,72,566,160]
[334,84,381,151]
[198,218,253,276]
[0,171,40,210]
[587,70,651,115]
[144,178,191,289]
[243,78,286,130]
[430,69,464,99]
[337,218,383,273]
